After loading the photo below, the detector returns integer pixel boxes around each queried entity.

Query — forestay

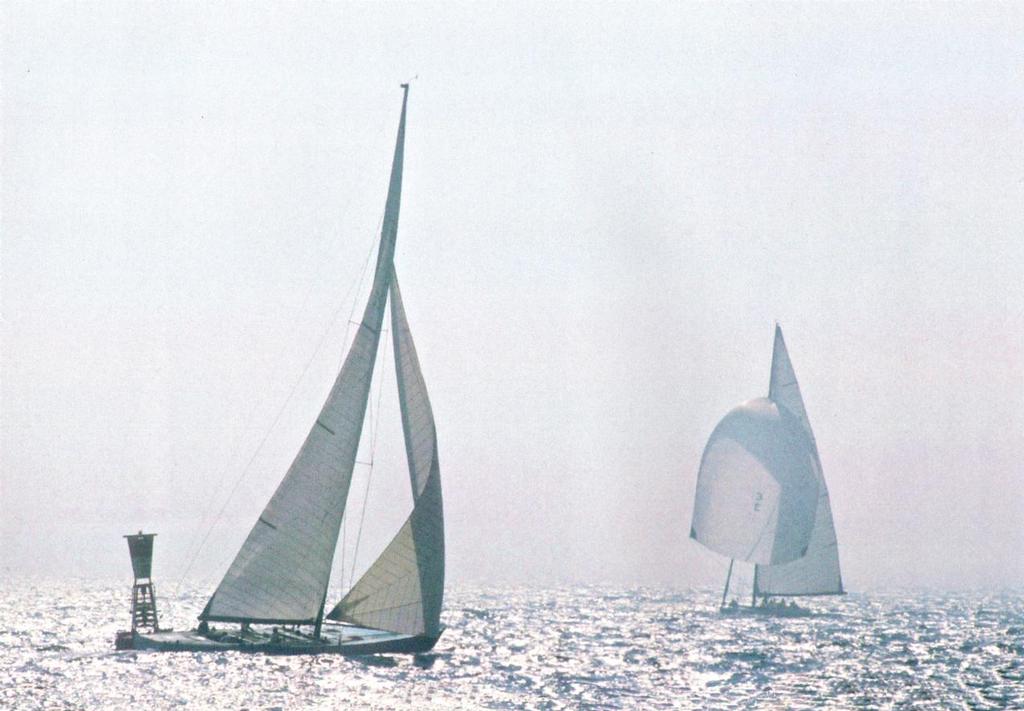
[690,398,820,565]
[755,326,843,596]
[327,276,445,637]
[200,88,409,625]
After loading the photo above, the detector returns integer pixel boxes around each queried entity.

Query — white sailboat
[115,85,446,655]
[689,325,842,616]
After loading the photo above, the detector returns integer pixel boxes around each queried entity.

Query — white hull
[116,623,442,656]
[719,603,812,618]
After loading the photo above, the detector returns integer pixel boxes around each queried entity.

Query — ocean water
[2,579,1022,709]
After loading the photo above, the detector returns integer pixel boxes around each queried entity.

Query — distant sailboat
[689,325,842,616]
[115,85,446,655]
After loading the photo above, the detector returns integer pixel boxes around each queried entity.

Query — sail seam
[315,420,336,436]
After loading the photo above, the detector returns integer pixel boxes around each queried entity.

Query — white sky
[2,2,1023,592]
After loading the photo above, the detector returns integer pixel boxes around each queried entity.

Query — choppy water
[2,579,1022,709]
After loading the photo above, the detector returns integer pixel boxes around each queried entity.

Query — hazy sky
[3,2,1023,594]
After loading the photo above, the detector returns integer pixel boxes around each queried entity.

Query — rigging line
[177,122,390,594]
[347,311,391,591]
[341,213,385,368]
[337,208,388,595]
[173,390,265,596]
[181,116,396,599]
[174,248,355,597]
[176,224,383,595]
[744,497,781,564]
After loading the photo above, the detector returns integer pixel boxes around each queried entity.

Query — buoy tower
[115,531,161,649]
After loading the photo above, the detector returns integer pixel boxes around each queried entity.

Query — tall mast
[200,84,410,631]
[721,559,734,608]
[312,83,410,639]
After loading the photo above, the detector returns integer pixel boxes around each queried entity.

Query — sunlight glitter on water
[2,579,1022,709]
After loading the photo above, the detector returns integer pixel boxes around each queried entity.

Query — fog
[3,2,1022,593]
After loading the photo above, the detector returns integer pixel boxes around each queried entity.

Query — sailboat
[114,85,446,655]
[689,325,842,617]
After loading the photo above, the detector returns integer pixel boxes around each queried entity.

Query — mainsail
[690,397,821,565]
[754,326,843,596]
[201,86,416,626]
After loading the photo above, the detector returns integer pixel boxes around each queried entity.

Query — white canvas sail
[767,325,812,444]
[201,88,409,624]
[755,326,843,596]
[327,275,444,637]
[753,495,842,596]
[690,398,821,565]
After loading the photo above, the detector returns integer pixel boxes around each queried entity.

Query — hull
[720,603,813,618]
[116,623,442,656]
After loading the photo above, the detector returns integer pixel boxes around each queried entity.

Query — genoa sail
[754,326,843,596]
[690,397,821,566]
[326,275,445,637]
[201,86,411,625]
